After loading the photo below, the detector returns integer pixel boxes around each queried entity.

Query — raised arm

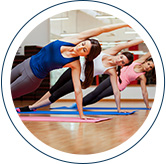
[138,74,151,108]
[103,39,144,55]
[134,52,151,63]
[62,23,130,44]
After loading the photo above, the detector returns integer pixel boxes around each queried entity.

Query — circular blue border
[1,0,165,163]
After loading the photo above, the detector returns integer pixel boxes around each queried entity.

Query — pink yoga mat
[20,116,112,123]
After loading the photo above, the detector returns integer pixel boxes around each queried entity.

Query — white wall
[16,19,50,55]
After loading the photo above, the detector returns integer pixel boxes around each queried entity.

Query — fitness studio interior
[11,10,156,154]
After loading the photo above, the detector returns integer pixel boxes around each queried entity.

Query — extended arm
[139,75,151,108]
[134,52,151,63]
[106,69,121,112]
[103,39,144,55]
[62,23,130,44]
[70,61,85,119]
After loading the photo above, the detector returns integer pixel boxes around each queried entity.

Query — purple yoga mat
[20,116,112,123]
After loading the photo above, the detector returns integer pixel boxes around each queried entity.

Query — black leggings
[49,68,114,106]
[83,77,114,106]
[49,68,75,102]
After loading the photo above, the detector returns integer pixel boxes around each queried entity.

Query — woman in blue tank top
[13,23,129,119]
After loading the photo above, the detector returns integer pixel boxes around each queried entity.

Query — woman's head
[142,58,154,72]
[74,40,92,57]
[81,39,101,89]
[74,39,101,59]
[116,52,134,66]
[143,58,156,83]
[117,52,133,84]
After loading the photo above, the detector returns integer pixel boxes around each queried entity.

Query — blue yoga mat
[18,110,136,115]
[50,106,149,110]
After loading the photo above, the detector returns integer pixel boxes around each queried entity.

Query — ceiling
[50,9,142,50]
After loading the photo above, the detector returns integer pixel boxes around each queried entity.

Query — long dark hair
[82,39,101,89]
[142,57,155,74]
[117,52,134,84]
[144,58,156,83]
[144,57,153,64]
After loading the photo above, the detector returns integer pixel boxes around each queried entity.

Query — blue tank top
[30,40,79,79]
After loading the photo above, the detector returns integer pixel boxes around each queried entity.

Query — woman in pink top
[70,52,155,111]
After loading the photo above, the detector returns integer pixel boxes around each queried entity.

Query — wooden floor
[14,100,153,154]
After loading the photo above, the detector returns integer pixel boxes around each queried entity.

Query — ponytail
[82,60,94,89]
[81,39,101,89]
[117,66,122,84]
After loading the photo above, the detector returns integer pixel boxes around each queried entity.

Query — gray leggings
[11,58,43,99]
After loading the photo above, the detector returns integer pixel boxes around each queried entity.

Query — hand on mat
[118,110,129,113]
[147,106,151,109]
[81,115,98,120]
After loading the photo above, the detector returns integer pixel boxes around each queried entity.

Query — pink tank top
[117,62,145,91]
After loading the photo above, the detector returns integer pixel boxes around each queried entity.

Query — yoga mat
[18,110,136,115]
[20,116,112,123]
[50,106,149,110]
